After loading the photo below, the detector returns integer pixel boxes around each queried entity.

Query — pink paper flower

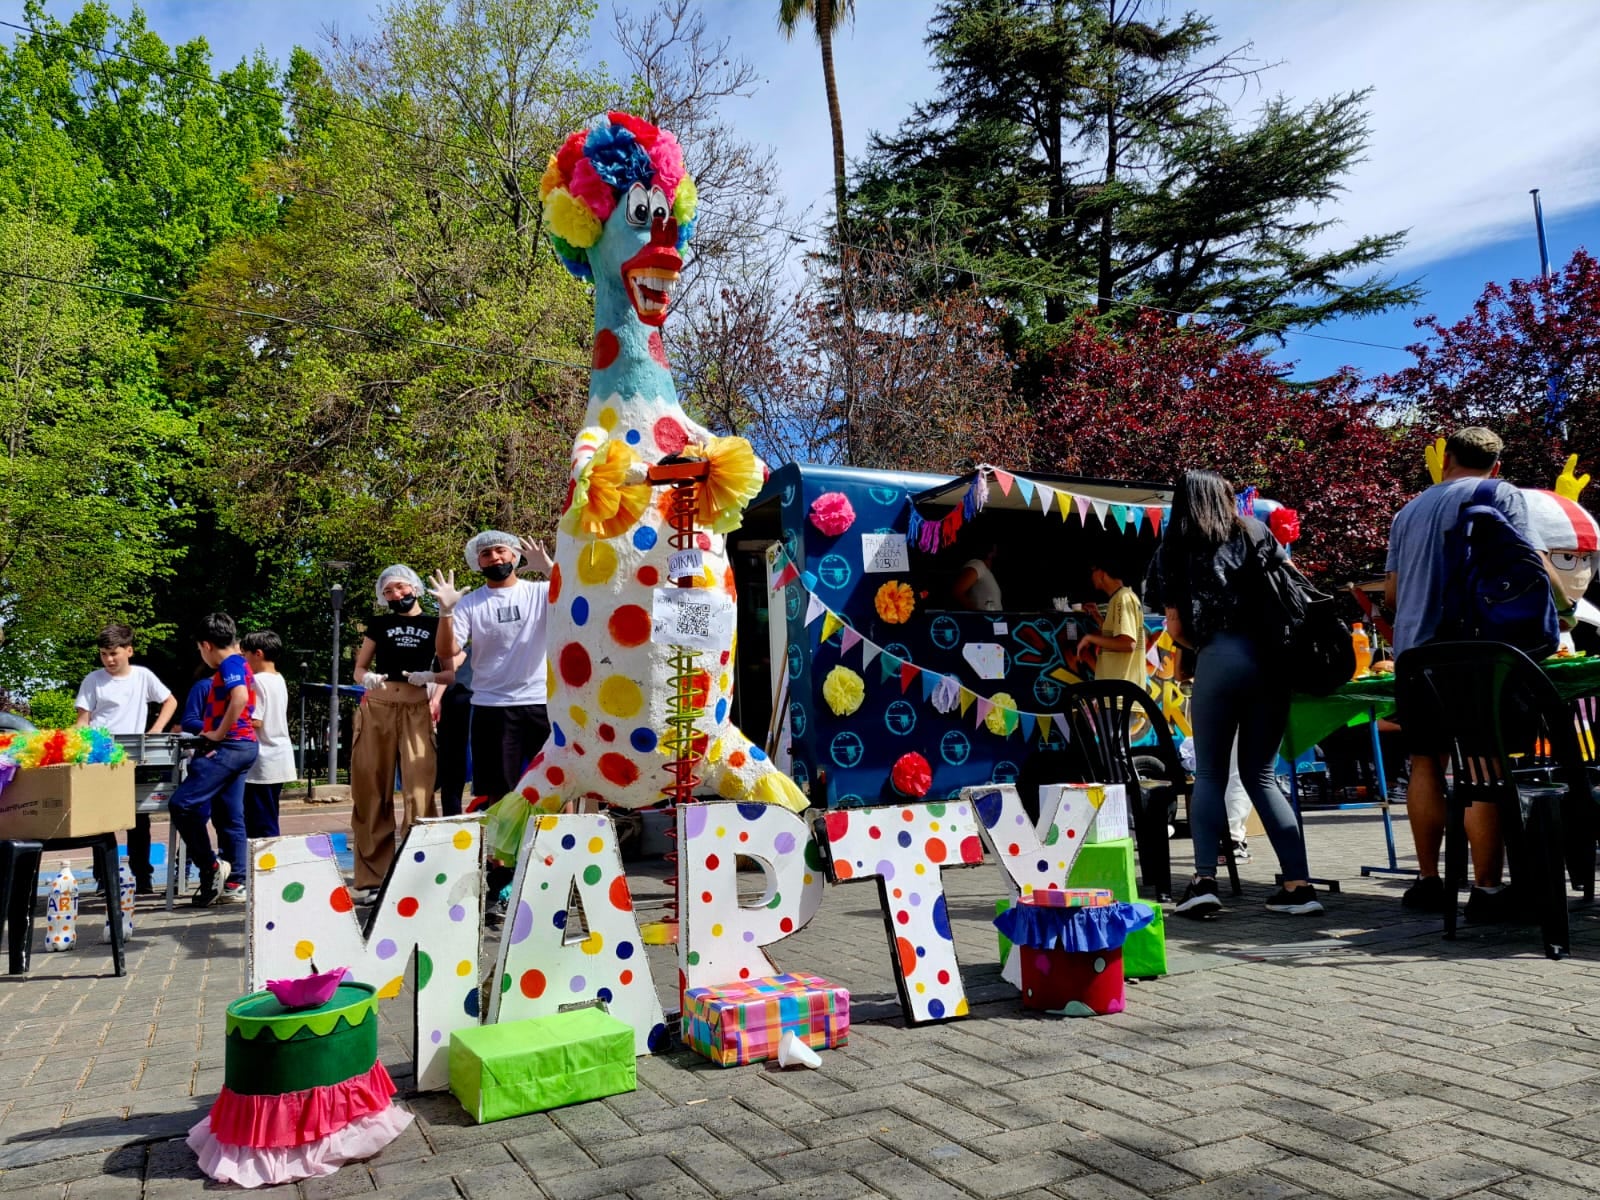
[809,492,856,537]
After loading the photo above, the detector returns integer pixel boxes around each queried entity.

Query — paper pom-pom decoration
[561,437,651,540]
[1269,506,1301,545]
[822,666,866,716]
[688,435,763,533]
[892,752,932,798]
[809,492,856,537]
[931,674,960,714]
[985,694,1017,737]
[2,727,126,770]
[875,580,916,624]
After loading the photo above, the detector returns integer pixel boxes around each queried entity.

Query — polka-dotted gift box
[681,971,849,1067]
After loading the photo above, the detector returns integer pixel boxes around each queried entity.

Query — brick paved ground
[6,802,1600,1199]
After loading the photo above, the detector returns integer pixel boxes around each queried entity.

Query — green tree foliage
[171,0,615,632]
[851,0,1419,343]
[0,214,188,690]
[0,0,286,303]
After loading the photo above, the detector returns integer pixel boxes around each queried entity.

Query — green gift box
[449,1007,636,1123]
[1066,837,1167,979]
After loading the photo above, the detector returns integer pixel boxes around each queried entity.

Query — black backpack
[1250,525,1355,696]
[1437,479,1559,658]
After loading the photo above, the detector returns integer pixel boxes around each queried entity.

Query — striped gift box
[681,972,850,1067]
[1023,888,1115,909]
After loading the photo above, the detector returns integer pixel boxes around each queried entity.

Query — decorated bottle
[45,861,78,951]
[1350,622,1372,679]
[103,862,135,942]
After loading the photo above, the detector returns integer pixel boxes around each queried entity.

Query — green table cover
[449,1007,636,1123]
[1065,838,1167,978]
[1281,654,1600,759]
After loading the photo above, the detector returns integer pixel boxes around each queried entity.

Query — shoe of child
[1265,884,1323,915]
[1401,875,1449,913]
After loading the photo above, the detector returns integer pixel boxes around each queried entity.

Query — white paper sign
[667,547,704,579]
[861,532,910,573]
[651,588,734,651]
[963,642,1006,680]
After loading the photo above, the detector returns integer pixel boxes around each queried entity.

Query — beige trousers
[350,683,437,889]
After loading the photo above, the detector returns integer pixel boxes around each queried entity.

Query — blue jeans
[244,783,282,839]
[171,740,257,873]
[1189,632,1310,881]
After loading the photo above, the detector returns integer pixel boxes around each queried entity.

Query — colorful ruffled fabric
[993,901,1155,954]
[561,438,651,541]
[985,694,1017,737]
[891,752,932,798]
[822,666,865,717]
[687,436,763,534]
[809,492,856,537]
[189,1105,413,1189]
[874,580,915,624]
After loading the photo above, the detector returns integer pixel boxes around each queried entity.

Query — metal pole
[328,584,344,786]
[299,659,311,801]
[1530,188,1552,278]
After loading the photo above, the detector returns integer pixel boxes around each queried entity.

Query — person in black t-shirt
[349,564,454,902]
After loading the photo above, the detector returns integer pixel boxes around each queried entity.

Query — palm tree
[778,0,855,234]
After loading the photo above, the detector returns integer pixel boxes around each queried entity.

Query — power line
[3,15,1416,358]
[0,266,590,371]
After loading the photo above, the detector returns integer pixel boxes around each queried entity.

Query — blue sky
[17,0,1600,382]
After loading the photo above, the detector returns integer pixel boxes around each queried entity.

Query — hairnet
[375,564,424,604]
[464,530,523,571]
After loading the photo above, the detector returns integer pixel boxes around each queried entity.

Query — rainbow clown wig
[539,112,698,279]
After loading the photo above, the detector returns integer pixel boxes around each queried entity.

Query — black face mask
[387,596,416,615]
[482,562,516,582]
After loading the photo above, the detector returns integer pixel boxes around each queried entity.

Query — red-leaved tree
[1028,311,1416,579]
[1377,248,1600,493]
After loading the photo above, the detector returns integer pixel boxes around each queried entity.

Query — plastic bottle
[46,861,78,951]
[103,862,135,943]
[1351,622,1372,678]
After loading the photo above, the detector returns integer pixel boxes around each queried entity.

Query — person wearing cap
[349,564,450,902]
[429,533,554,824]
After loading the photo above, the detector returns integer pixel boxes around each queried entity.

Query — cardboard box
[0,762,135,840]
[1066,837,1167,979]
[682,972,849,1067]
[449,1007,636,1123]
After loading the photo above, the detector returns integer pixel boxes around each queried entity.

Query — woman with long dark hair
[1144,470,1322,917]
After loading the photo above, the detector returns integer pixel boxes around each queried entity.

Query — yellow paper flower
[822,665,866,716]
[561,438,650,540]
[875,580,915,624]
[686,435,763,533]
[986,692,1017,737]
[538,154,563,201]
[545,187,602,249]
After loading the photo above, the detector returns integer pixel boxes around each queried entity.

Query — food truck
[723,462,1189,810]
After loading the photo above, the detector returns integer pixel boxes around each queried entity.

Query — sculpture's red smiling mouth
[621,216,681,327]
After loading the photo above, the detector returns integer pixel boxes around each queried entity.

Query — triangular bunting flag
[1057,491,1073,520]
[975,697,993,728]
[1129,505,1145,534]
[880,652,902,684]
[1111,505,1128,533]
[921,670,941,702]
[1036,483,1056,515]
[1053,713,1072,742]
[801,570,818,592]
[820,610,844,644]
[771,561,799,591]
[958,687,975,716]
[900,661,919,694]
[992,469,1015,496]
[841,627,863,657]
[1037,717,1051,744]
[1015,476,1035,505]
[1091,500,1110,527]
[1019,712,1036,741]
[1076,495,1091,523]
[861,640,882,670]
[804,593,825,626]
[1146,506,1164,534]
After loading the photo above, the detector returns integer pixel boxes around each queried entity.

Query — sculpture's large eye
[624,183,650,227]
[648,186,670,224]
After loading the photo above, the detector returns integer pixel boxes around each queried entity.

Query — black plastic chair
[1060,680,1224,902]
[1395,641,1595,960]
[1,839,44,974]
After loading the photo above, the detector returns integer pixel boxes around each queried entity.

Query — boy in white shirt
[75,623,177,893]
[241,631,298,838]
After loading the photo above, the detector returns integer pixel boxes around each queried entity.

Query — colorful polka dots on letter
[488,814,665,1056]
[812,800,985,1025]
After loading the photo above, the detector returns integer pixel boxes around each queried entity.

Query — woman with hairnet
[349,563,450,903]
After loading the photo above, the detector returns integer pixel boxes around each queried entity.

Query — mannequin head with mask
[464,531,522,588]
[375,564,425,615]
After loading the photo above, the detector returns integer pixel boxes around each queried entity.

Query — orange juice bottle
[1351,622,1371,678]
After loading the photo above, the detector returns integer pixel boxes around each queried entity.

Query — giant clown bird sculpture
[490,113,807,860]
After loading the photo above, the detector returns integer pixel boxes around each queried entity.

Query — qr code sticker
[677,602,712,641]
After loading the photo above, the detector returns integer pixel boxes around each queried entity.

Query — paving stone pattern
[7,807,1600,1198]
